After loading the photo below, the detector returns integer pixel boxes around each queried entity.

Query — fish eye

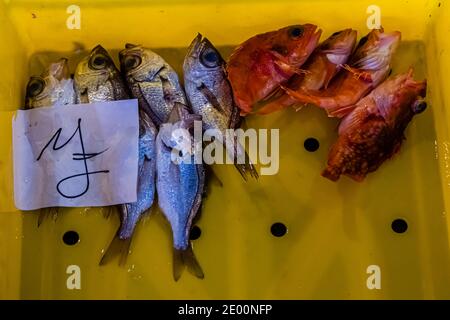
[89,54,108,70]
[26,77,45,97]
[200,48,220,68]
[289,26,304,38]
[123,55,142,70]
[413,101,427,114]
[358,35,369,47]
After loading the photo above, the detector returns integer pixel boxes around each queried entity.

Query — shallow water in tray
[19,41,450,299]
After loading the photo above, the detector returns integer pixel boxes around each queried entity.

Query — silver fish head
[74,45,128,102]
[120,44,186,126]
[183,34,239,132]
[25,58,75,109]
[119,44,167,82]
[183,33,226,82]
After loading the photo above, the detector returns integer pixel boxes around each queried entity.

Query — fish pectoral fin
[99,230,132,267]
[197,82,226,113]
[173,243,204,281]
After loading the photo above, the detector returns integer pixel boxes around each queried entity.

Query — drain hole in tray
[63,230,80,245]
[304,138,320,152]
[190,226,201,240]
[391,219,408,234]
[271,222,287,237]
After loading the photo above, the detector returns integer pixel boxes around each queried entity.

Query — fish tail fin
[173,243,204,281]
[37,207,59,227]
[99,230,132,267]
[321,166,341,181]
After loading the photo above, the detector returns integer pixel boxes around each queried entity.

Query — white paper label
[13,100,139,210]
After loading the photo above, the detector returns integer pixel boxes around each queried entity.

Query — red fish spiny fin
[341,64,373,82]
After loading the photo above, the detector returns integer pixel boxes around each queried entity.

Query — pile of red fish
[226,25,427,182]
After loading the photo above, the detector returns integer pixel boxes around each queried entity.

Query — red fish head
[351,29,401,69]
[378,69,427,125]
[319,28,357,66]
[268,24,322,67]
[320,29,357,54]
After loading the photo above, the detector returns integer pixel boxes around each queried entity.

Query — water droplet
[435,140,439,160]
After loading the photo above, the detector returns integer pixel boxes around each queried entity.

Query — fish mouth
[379,31,401,50]
[291,25,322,66]
[321,28,357,55]
[186,33,204,58]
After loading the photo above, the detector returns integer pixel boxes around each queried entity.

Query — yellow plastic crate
[0,0,449,299]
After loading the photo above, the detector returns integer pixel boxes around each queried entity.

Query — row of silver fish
[24,34,254,280]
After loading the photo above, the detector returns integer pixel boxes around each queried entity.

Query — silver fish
[100,109,158,266]
[24,58,76,226]
[183,34,258,180]
[25,58,76,109]
[156,103,204,281]
[119,44,187,126]
[74,45,129,103]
